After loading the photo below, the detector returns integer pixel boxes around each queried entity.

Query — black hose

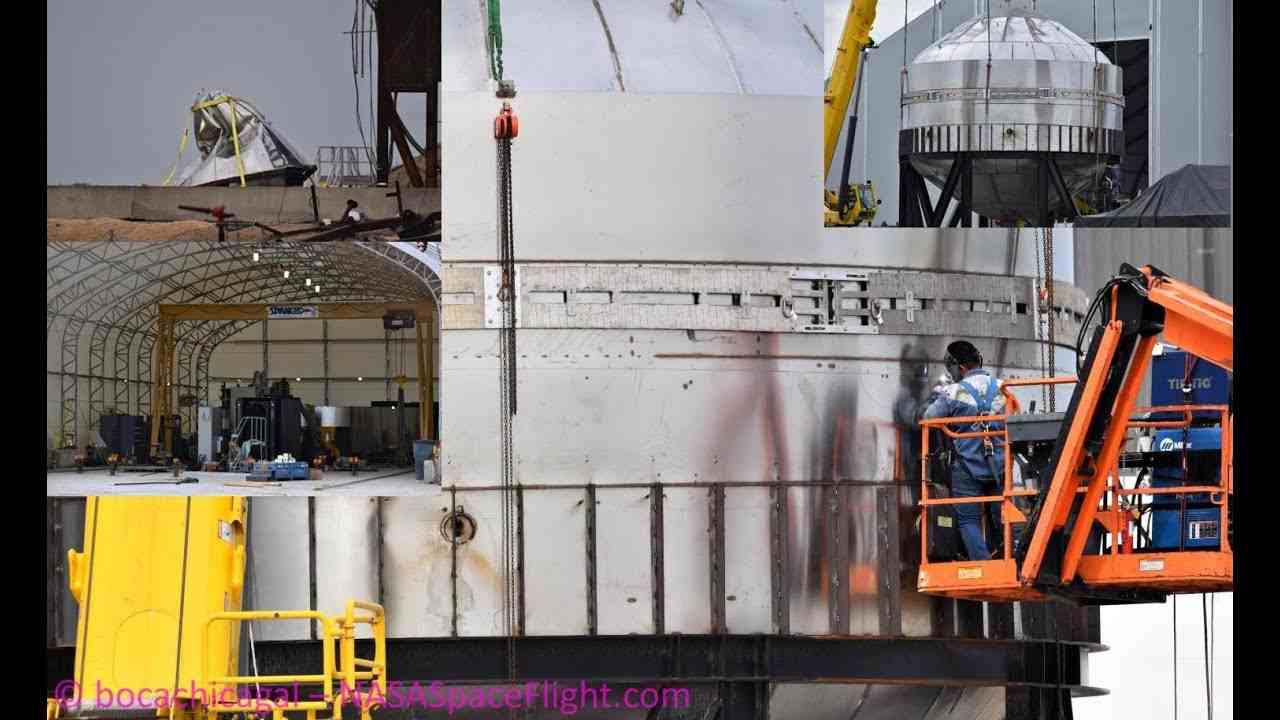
[1074,270,1148,374]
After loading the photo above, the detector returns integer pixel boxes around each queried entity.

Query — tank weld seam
[694,0,746,94]
[590,0,627,93]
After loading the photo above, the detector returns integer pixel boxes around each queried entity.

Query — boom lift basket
[917,265,1233,604]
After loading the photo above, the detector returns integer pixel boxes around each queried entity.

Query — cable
[984,0,992,120]
[351,1,375,174]
[1173,596,1179,720]
[1045,228,1055,412]
[368,6,376,174]
[1073,267,1147,374]
[1202,593,1213,720]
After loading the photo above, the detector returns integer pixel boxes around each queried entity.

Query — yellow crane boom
[824,0,877,178]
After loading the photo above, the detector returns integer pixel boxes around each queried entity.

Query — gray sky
[825,0,944,75]
[47,0,427,185]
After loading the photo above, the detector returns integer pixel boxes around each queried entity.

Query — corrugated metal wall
[1073,227,1232,407]
[1073,228,1233,304]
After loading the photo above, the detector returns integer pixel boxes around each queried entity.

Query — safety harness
[956,372,1004,482]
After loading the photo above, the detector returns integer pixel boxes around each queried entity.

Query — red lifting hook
[494,102,519,140]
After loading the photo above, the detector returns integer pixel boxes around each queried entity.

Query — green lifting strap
[487,0,504,82]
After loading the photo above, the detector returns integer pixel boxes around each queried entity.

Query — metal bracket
[484,265,523,329]
[789,268,879,335]
[565,289,577,318]
[906,291,916,323]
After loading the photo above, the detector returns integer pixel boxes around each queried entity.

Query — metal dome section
[899,0,1124,226]
[46,239,435,449]
[442,0,823,95]
[172,91,316,188]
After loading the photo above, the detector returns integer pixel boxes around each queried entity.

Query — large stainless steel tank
[900,0,1124,221]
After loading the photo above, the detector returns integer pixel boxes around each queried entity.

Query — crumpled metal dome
[174,90,316,187]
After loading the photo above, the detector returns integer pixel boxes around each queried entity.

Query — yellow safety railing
[201,601,387,720]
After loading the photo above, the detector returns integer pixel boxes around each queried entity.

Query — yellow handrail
[197,603,387,719]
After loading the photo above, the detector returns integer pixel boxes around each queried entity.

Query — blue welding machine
[1148,428,1222,550]
[1147,345,1227,550]
[1149,344,1230,417]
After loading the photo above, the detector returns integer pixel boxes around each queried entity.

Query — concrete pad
[46,469,442,497]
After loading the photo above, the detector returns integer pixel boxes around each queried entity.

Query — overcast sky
[825,0,948,76]
[46,0,427,185]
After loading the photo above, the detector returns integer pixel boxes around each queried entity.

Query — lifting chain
[495,100,520,689]
[1034,227,1057,412]
[1045,228,1055,412]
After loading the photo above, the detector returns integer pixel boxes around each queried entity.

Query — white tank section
[427,2,1095,716]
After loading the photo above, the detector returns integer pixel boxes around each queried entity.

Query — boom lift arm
[1018,264,1231,596]
[918,264,1233,603]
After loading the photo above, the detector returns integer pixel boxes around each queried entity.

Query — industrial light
[283,269,291,279]
[357,377,364,382]
[252,250,260,262]
[315,285,321,293]
[305,278,311,286]
[295,377,301,382]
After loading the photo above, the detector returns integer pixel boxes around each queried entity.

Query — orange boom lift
[917,264,1232,604]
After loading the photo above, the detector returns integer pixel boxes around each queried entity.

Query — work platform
[46,468,435,497]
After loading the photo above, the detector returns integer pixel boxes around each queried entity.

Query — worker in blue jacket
[920,341,1008,561]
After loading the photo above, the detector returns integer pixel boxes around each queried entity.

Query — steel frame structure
[150,301,435,454]
[47,239,438,450]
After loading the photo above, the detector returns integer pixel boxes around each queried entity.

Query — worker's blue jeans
[951,467,1003,561]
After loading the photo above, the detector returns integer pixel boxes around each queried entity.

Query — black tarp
[1074,164,1231,227]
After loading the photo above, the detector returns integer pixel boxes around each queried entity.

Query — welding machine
[1146,344,1229,551]
[1149,343,1230,419]
[1148,427,1223,550]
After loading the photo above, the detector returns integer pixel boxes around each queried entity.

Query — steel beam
[235,635,1090,689]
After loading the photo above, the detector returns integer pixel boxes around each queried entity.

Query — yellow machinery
[149,302,436,459]
[824,0,879,226]
[50,497,387,719]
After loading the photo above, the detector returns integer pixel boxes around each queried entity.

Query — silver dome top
[911,6,1111,66]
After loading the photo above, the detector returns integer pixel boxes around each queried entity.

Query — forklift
[917,264,1232,604]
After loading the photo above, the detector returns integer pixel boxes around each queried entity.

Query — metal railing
[229,416,267,471]
[316,146,376,187]
[919,375,1233,569]
[202,601,387,719]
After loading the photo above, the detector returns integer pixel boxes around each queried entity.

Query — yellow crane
[824,0,880,227]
